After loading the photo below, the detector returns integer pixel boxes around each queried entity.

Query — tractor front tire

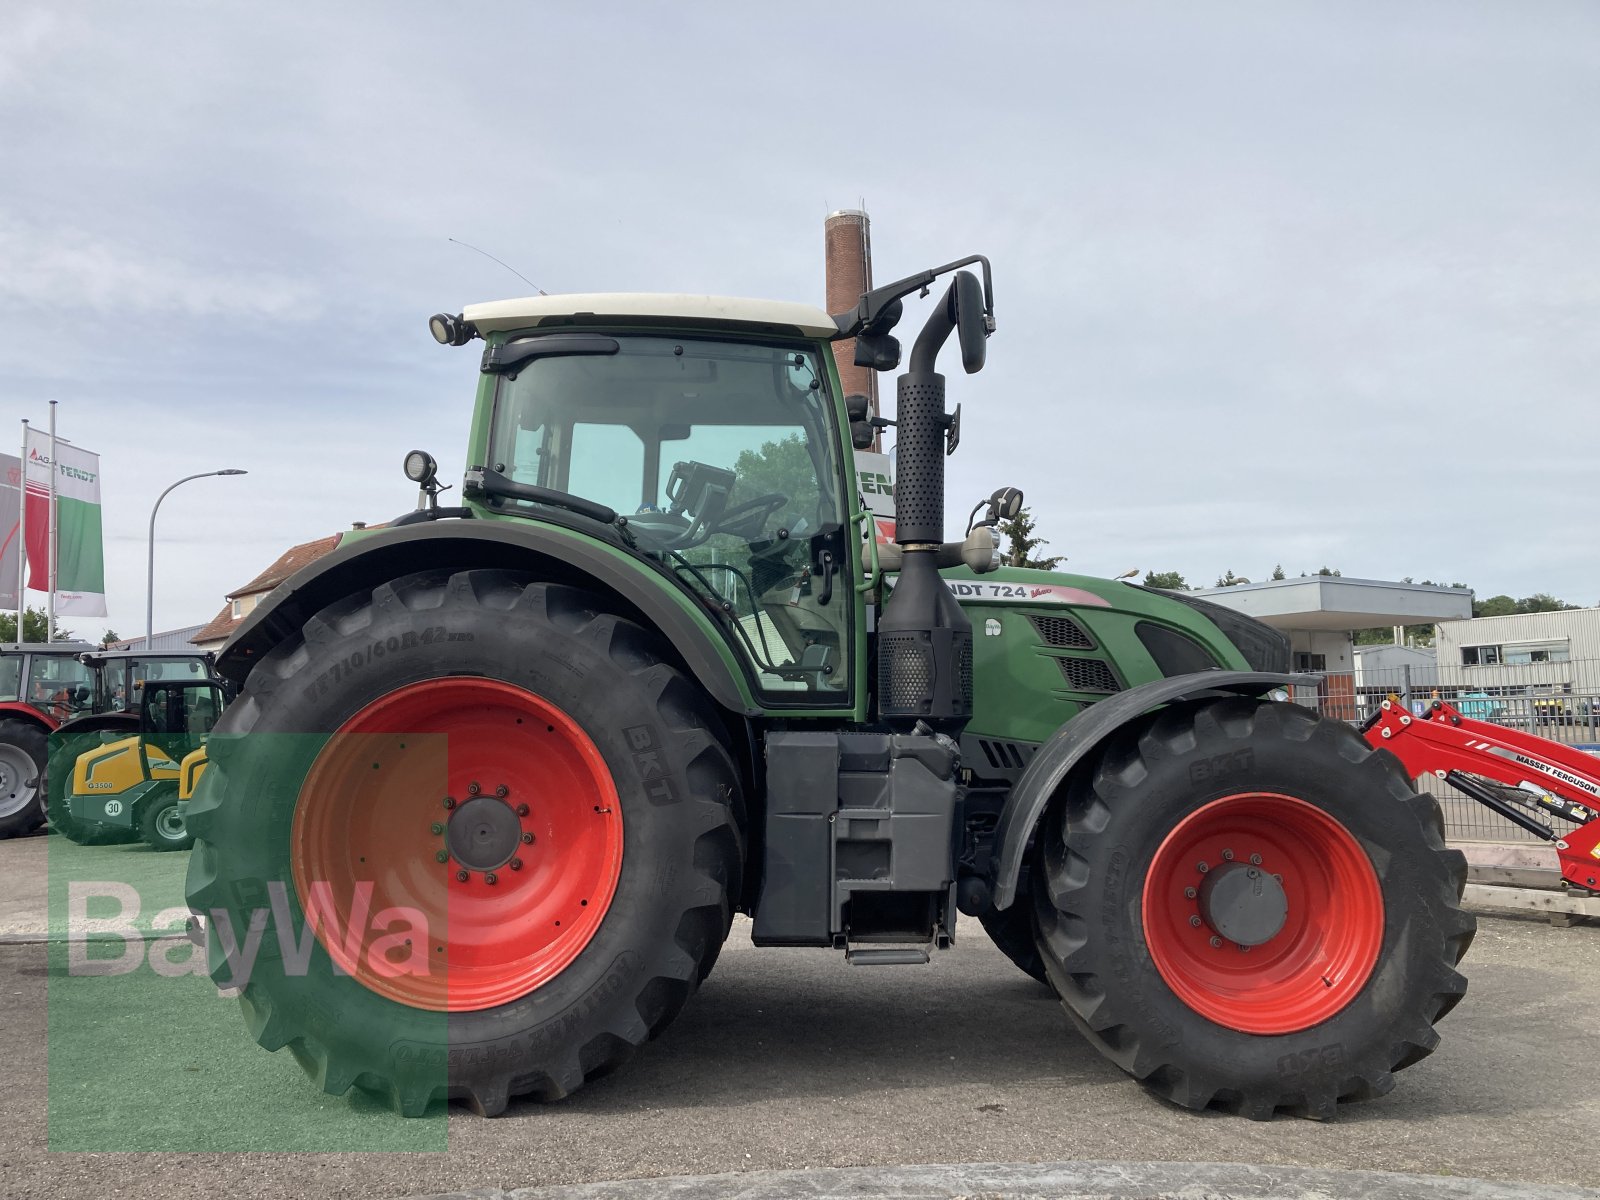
[45,731,141,846]
[0,720,47,839]
[186,570,744,1116]
[978,904,1051,987]
[139,790,194,852]
[1033,698,1474,1120]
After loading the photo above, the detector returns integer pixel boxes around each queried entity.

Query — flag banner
[0,453,19,610]
[22,429,107,617]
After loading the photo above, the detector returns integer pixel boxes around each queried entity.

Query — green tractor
[185,258,1473,1120]
[61,678,226,851]
[43,649,222,845]
[0,643,216,840]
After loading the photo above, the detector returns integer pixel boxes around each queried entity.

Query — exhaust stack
[844,266,992,733]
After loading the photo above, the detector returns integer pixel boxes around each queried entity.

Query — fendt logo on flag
[9,427,109,618]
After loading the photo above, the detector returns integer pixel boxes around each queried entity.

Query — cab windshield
[486,334,850,699]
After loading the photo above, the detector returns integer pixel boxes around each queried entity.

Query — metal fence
[1287,656,1600,844]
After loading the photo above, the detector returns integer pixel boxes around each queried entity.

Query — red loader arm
[1364,698,1600,891]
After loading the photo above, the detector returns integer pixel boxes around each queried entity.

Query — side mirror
[850,422,875,450]
[953,271,987,374]
[844,394,871,422]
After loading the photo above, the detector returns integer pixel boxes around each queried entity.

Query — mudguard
[216,518,757,715]
[988,670,1310,910]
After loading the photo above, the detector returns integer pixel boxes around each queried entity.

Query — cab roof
[0,641,95,655]
[462,293,841,339]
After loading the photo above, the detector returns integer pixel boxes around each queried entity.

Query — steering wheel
[716,492,788,538]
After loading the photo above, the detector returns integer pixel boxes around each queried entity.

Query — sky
[3,0,1598,641]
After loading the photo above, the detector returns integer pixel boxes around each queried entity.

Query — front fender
[218,518,759,716]
[988,670,1310,910]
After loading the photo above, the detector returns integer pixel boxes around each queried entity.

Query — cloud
[0,215,321,319]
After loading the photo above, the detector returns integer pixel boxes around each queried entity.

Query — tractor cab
[81,649,221,716]
[138,678,224,766]
[0,642,97,721]
[457,301,858,699]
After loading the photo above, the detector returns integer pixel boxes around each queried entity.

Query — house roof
[228,534,343,600]
[190,533,344,646]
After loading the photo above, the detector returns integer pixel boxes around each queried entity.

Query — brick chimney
[824,208,879,449]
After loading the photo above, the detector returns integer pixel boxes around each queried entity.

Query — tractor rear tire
[139,789,194,852]
[0,720,47,839]
[1033,697,1474,1120]
[185,570,745,1116]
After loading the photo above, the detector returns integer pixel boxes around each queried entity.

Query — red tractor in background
[0,642,219,840]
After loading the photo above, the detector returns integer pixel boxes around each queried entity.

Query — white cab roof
[462,293,840,338]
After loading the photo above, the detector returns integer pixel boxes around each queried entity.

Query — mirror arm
[831,254,994,339]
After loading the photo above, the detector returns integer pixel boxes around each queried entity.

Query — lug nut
[1222,849,1234,861]
[467,782,481,796]
[443,796,456,810]
[516,804,529,817]
[1250,853,1262,865]
[484,872,497,886]
[509,858,522,871]
[1196,861,1209,874]
[1183,886,1197,899]
[456,870,469,883]
[521,832,534,844]
[1189,915,1202,927]
[430,822,445,835]
[435,851,449,863]
[1209,936,1223,949]
[495,785,509,798]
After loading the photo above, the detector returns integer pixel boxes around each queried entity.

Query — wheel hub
[447,794,521,872]
[1197,861,1287,946]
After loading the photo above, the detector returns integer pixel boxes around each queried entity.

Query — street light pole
[146,469,247,649]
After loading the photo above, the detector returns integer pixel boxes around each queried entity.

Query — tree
[1143,570,1188,590]
[1315,566,1341,577]
[1270,564,1286,580]
[998,507,1064,570]
[1516,593,1575,614]
[731,433,816,507]
[1213,570,1247,587]
[0,607,75,643]
[99,629,122,648]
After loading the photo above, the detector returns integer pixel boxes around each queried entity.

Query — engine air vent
[979,738,1034,771]
[1029,614,1095,649]
[1056,656,1121,694]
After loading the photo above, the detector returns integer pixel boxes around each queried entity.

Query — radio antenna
[447,237,547,295]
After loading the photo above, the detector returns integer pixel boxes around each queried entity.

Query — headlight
[403,450,437,486]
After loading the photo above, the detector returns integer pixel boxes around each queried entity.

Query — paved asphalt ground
[3,829,1600,1199]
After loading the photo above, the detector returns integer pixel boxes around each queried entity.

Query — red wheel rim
[1140,792,1383,1034]
[291,678,623,1012]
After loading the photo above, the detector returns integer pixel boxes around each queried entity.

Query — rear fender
[0,702,55,732]
[217,519,757,716]
[988,670,1309,910]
